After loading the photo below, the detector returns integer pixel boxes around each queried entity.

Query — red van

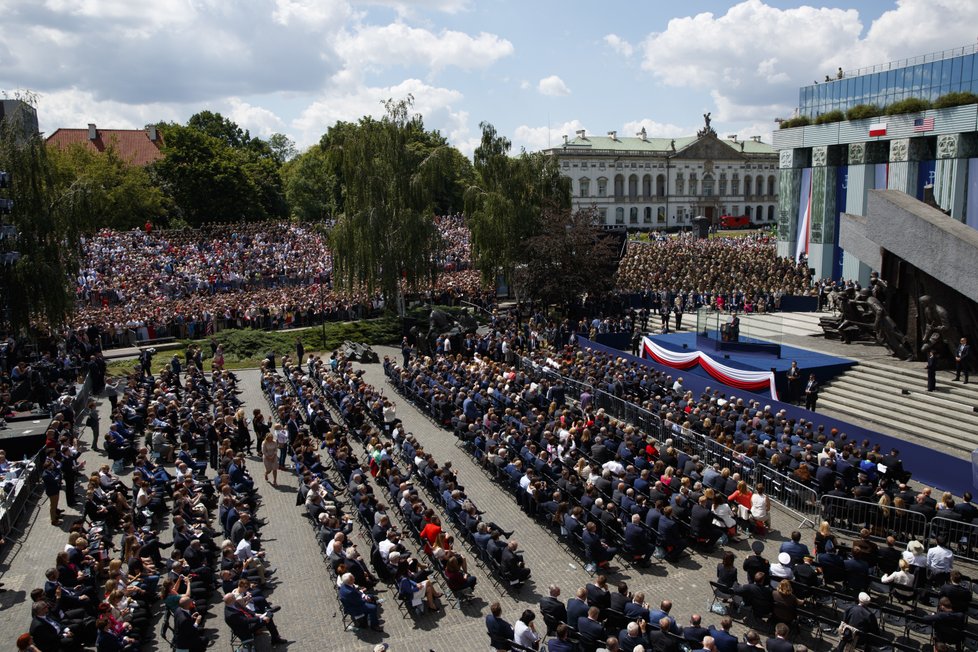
[719,214,750,229]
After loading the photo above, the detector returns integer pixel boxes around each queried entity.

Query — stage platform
[647,332,856,392]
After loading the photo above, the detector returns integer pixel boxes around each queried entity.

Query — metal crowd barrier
[819,494,929,543]
[754,465,819,529]
[929,515,978,564]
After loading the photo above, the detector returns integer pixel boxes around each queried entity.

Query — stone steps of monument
[820,374,978,434]
[834,368,978,415]
[819,363,978,454]
[845,359,978,403]
[817,390,976,454]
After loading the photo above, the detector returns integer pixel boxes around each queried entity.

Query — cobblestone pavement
[2,359,972,652]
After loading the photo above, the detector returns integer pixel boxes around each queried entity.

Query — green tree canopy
[153,112,287,226]
[281,144,337,222]
[515,206,618,307]
[328,97,455,311]
[47,141,169,231]
[465,121,570,286]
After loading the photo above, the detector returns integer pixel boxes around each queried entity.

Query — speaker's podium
[695,308,782,358]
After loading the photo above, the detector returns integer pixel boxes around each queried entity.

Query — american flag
[913,117,935,132]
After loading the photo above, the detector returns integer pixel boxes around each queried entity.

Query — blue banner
[916,159,936,200]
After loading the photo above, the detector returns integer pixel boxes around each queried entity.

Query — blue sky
[1,0,975,155]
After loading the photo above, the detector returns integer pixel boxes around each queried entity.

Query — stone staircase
[818,358,978,455]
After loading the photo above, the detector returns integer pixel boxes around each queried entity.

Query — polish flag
[869,122,887,137]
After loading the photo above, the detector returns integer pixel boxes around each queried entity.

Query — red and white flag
[869,122,887,137]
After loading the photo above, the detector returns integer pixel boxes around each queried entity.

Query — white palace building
[544,118,779,230]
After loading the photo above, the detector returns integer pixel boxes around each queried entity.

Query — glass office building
[798,45,978,118]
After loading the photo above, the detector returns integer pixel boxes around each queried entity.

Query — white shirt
[235,538,254,561]
[514,620,539,648]
[927,545,953,573]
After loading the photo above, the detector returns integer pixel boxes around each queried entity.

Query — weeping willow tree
[329,97,458,314]
[0,102,90,335]
[464,121,571,289]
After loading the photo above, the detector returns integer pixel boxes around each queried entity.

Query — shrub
[884,98,931,115]
[814,110,845,125]
[779,115,812,129]
[932,92,978,109]
[845,104,883,121]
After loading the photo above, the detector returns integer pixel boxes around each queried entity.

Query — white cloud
[519,80,530,90]
[293,78,466,148]
[604,34,633,58]
[638,0,978,122]
[513,119,586,152]
[33,88,183,134]
[337,23,513,73]
[538,75,570,97]
[227,98,286,138]
[622,118,689,138]
[352,0,470,16]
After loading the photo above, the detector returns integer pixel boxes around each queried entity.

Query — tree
[267,133,297,165]
[0,112,88,333]
[47,142,169,231]
[329,97,454,312]
[281,144,337,222]
[153,113,287,225]
[515,206,618,307]
[465,121,570,287]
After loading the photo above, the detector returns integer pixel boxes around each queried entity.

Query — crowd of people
[61,220,830,350]
[14,339,292,651]
[615,234,815,313]
[69,220,487,348]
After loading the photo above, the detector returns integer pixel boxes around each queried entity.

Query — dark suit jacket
[577,616,606,643]
[224,604,264,639]
[709,627,738,652]
[30,617,64,652]
[586,583,611,611]
[647,628,680,652]
[539,596,567,631]
[486,614,515,648]
[174,608,207,651]
[766,637,794,652]
[624,601,650,623]
[567,598,589,628]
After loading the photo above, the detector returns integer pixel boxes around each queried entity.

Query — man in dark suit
[539,585,568,636]
[927,349,938,391]
[785,362,801,404]
[708,617,738,652]
[547,624,576,652]
[30,600,79,652]
[778,531,809,566]
[500,540,531,584]
[841,593,879,645]
[647,616,680,652]
[624,514,652,563]
[172,596,209,652]
[623,592,651,623]
[609,581,631,613]
[683,614,710,644]
[939,571,972,613]
[733,572,774,621]
[585,575,611,614]
[338,573,382,631]
[765,623,793,652]
[923,597,966,647]
[804,374,819,411]
[954,337,971,383]
[619,620,650,652]
[486,601,515,652]
[223,593,287,646]
[577,607,607,646]
[566,588,590,629]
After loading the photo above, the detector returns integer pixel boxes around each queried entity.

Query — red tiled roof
[45,128,165,166]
